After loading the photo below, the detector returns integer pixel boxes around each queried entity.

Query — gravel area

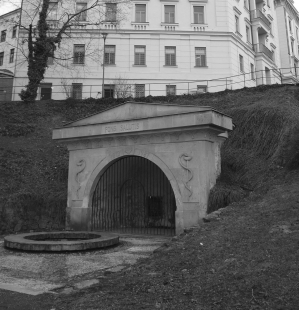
[0,236,167,295]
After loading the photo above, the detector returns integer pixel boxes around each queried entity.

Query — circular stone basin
[4,231,119,252]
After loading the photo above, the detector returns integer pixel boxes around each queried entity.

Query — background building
[0,9,20,101]
[0,0,293,100]
[275,0,299,83]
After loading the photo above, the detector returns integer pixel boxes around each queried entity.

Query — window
[294,61,298,76]
[135,84,145,98]
[164,5,175,23]
[104,45,115,64]
[1,30,6,42]
[73,44,85,64]
[48,47,54,65]
[265,67,271,84]
[104,84,115,98]
[48,2,58,20]
[72,83,83,99]
[296,27,299,41]
[235,16,239,33]
[9,49,14,63]
[291,40,294,54]
[246,26,251,43]
[244,0,249,10]
[250,63,255,80]
[197,85,207,93]
[195,47,206,67]
[135,4,146,23]
[76,3,87,21]
[0,52,3,66]
[166,85,176,95]
[194,6,204,24]
[106,3,117,22]
[289,18,292,33]
[40,83,52,100]
[165,46,176,66]
[267,0,270,7]
[239,55,244,72]
[134,46,145,65]
[12,25,17,38]
[48,56,54,65]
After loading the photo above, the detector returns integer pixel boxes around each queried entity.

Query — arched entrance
[91,156,176,235]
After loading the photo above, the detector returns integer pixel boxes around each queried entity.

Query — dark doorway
[40,83,52,100]
[91,156,176,235]
[104,84,114,98]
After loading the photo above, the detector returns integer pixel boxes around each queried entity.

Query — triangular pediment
[64,101,212,127]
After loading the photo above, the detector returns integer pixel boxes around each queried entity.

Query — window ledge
[131,22,149,25]
[101,64,116,66]
[243,6,250,13]
[161,22,179,25]
[235,31,243,38]
[101,21,118,24]
[132,64,147,67]
[73,63,85,66]
[191,23,208,26]
[73,21,89,24]
[163,65,178,67]
[194,66,208,68]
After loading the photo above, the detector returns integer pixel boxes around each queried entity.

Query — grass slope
[0,85,299,233]
[1,84,299,309]
[54,171,299,310]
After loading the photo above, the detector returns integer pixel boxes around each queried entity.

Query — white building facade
[0,9,20,101]
[275,0,299,83]
[0,0,293,100]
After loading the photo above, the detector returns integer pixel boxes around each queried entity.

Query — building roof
[0,8,21,19]
[53,101,233,141]
[0,69,14,77]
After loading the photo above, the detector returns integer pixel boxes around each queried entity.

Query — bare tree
[6,0,129,102]
[113,75,132,99]
[60,78,73,98]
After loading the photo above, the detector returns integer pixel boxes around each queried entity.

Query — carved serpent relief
[75,159,86,198]
[179,153,193,199]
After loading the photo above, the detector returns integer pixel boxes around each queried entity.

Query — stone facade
[53,102,233,235]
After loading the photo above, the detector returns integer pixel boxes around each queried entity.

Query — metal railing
[250,9,271,27]
[0,67,298,101]
[254,43,274,60]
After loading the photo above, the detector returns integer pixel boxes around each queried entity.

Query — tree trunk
[19,0,51,103]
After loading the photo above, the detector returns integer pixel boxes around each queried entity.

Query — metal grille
[92,156,176,235]
[72,83,82,99]
[135,84,145,97]
[166,85,176,95]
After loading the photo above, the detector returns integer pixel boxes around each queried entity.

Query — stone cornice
[233,6,242,15]
[64,128,219,151]
[53,110,232,142]
[275,0,299,23]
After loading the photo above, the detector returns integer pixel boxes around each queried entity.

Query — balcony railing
[46,20,60,29]
[250,9,271,27]
[254,43,274,60]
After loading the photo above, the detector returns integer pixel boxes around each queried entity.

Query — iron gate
[91,156,176,235]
